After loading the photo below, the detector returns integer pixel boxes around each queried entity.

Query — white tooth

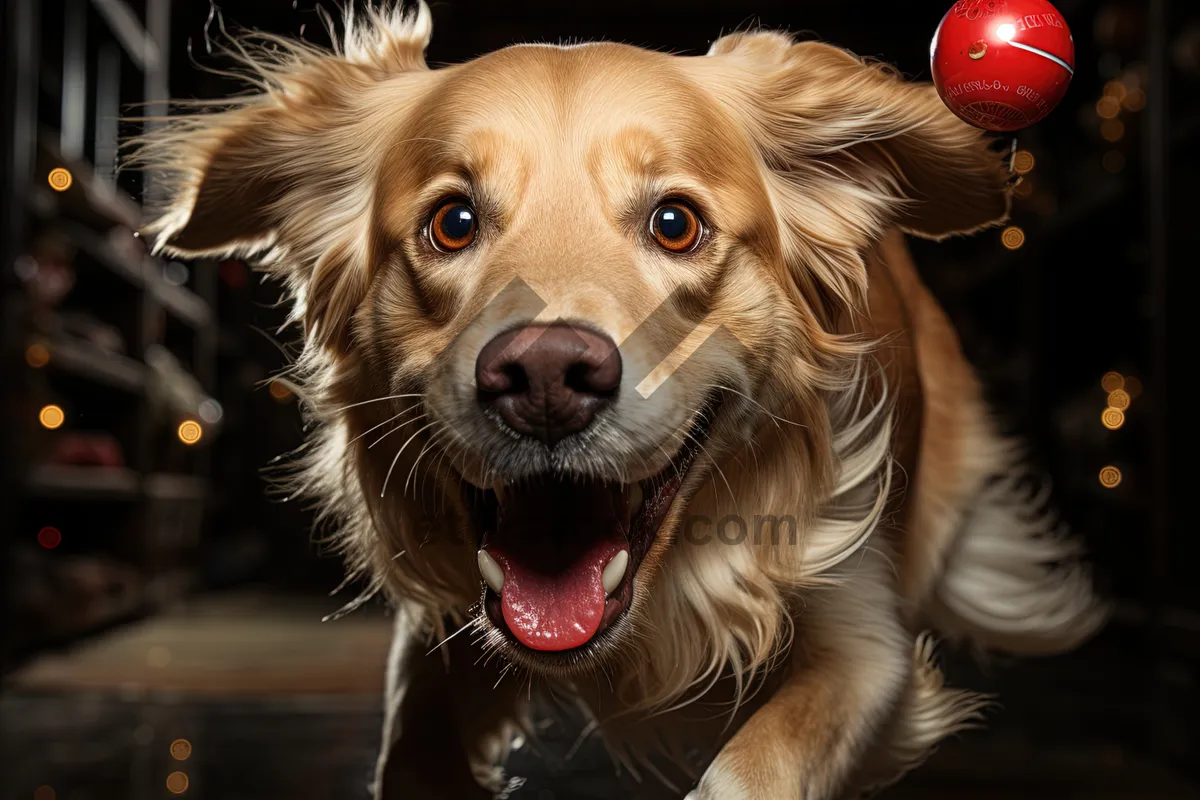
[629,483,644,515]
[602,550,629,595]
[477,550,505,594]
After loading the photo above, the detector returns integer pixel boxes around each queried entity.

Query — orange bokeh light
[1107,389,1131,411]
[1101,408,1125,430]
[47,168,73,192]
[1122,88,1146,112]
[1101,119,1125,142]
[1001,226,1025,250]
[166,771,189,795]
[39,404,65,430]
[26,343,50,368]
[177,420,203,445]
[1099,466,1122,489]
[1012,150,1036,175]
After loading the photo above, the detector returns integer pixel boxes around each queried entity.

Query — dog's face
[143,7,1007,682]
[369,44,790,659]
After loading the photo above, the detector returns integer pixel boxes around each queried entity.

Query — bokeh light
[1012,150,1036,175]
[1122,87,1146,111]
[1101,371,1124,392]
[1101,408,1125,430]
[39,404,65,430]
[47,168,72,192]
[198,399,223,424]
[1107,389,1131,410]
[170,739,193,761]
[268,381,293,402]
[37,526,62,549]
[177,420,203,445]
[1096,96,1121,119]
[1001,226,1025,250]
[166,771,189,795]
[1099,466,1122,489]
[26,343,50,368]
[1124,376,1143,398]
[218,259,248,289]
[1103,80,1127,101]
[163,262,189,287]
[1101,119,1125,142]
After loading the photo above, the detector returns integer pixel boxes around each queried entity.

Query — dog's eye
[650,202,701,253]
[429,201,478,252]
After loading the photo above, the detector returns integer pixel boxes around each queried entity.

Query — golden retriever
[133,4,1107,797]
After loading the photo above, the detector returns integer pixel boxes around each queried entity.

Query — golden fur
[132,4,1107,797]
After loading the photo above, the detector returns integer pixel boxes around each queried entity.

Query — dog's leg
[688,550,912,800]
[375,606,518,800]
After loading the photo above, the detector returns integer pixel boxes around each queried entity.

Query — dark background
[1,1,1195,798]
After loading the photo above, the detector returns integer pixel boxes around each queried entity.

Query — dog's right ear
[140,109,284,258]
[132,3,433,350]
[135,2,433,261]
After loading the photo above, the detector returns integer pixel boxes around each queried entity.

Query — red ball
[931,0,1075,131]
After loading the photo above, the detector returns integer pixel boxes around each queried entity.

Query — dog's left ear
[706,32,1011,241]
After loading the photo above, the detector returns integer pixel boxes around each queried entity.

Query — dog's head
[139,4,1007,694]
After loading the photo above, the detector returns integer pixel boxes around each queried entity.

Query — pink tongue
[489,537,622,651]
[484,481,627,652]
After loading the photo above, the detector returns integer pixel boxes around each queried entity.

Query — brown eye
[429,201,477,252]
[650,202,702,253]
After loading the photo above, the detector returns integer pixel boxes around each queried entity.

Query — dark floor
[1,593,1196,800]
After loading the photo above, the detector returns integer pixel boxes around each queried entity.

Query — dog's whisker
[426,617,476,656]
[348,405,422,446]
[493,663,514,691]
[367,413,429,449]
[702,383,806,430]
[380,421,441,499]
[405,425,448,500]
[331,393,425,414]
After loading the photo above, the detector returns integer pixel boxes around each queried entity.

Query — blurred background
[0,0,1193,798]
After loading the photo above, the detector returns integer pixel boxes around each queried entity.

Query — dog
[134,4,1107,797]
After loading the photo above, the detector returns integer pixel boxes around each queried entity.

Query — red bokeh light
[219,259,249,289]
[38,526,62,549]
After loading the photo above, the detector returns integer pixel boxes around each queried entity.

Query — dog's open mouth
[464,399,719,653]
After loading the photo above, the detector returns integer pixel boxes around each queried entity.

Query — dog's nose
[476,324,621,446]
